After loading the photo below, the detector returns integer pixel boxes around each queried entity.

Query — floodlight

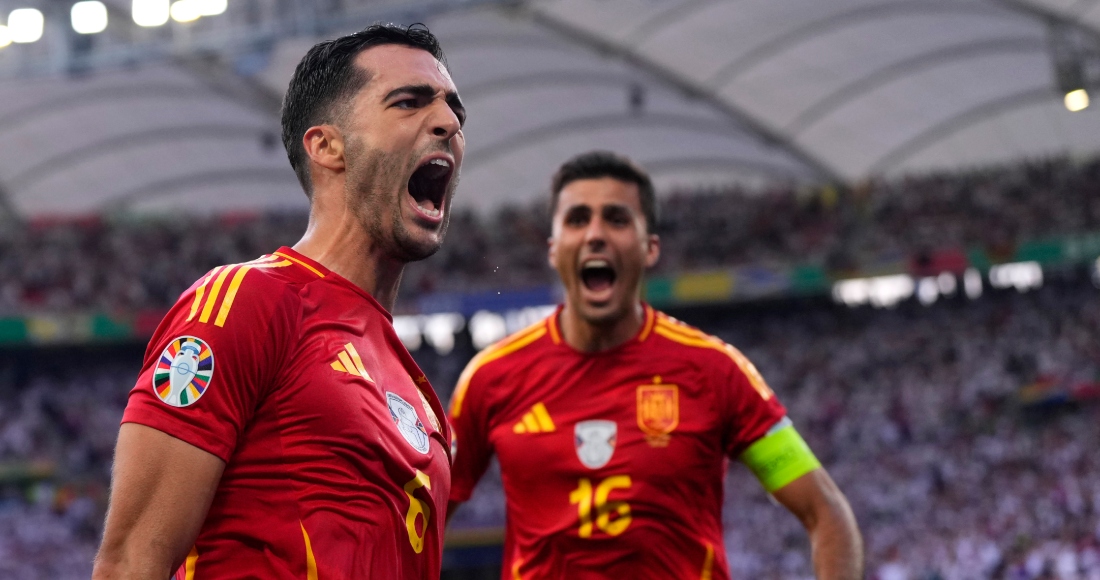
[72,1,108,34]
[196,0,227,17]
[170,0,201,23]
[1065,89,1089,112]
[133,0,169,27]
[9,8,44,43]
[0,25,11,49]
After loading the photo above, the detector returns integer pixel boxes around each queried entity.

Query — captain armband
[739,417,821,493]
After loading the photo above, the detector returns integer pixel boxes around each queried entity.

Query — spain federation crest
[153,336,214,407]
[637,377,679,447]
[574,420,617,469]
[387,392,430,454]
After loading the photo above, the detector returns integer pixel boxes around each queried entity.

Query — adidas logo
[331,343,373,382]
[513,403,556,434]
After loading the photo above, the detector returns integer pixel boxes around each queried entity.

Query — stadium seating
[3,160,1100,577]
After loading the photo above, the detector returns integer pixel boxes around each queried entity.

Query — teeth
[417,204,441,218]
[428,158,451,168]
[583,259,609,269]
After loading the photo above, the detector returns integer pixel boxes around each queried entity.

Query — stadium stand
[1,161,1099,577]
[3,157,1100,315]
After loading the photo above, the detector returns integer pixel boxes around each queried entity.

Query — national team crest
[636,378,679,447]
[574,420,617,469]
[153,336,214,407]
[387,392,430,454]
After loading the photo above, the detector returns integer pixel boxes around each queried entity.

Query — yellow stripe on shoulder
[450,320,548,418]
[185,256,293,327]
[188,267,223,322]
[274,250,325,278]
[213,259,291,327]
[655,314,710,339]
[653,321,774,401]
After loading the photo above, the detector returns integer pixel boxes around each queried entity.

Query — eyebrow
[384,83,466,123]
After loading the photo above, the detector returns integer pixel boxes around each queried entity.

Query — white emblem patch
[574,420,617,469]
[387,392,430,454]
[152,336,214,407]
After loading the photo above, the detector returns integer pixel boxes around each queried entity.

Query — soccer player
[447,152,863,579]
[92,24,465,579]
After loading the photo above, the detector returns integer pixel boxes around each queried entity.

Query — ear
[547,235,557,269]
[302,125,345,172]
[644,233,660,268]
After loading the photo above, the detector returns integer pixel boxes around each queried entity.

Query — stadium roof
[2,0,1100,217]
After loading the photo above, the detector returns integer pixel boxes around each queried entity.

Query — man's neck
[559,302,645,353]
[292,206,404,312]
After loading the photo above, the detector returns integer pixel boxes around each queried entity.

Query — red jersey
[122,247,451,580]
[448,304,786,580]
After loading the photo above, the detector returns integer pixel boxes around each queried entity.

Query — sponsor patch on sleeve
[153,336,214,407]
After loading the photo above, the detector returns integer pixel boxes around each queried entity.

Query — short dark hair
[550,151,658,232]
[280,23,446,195]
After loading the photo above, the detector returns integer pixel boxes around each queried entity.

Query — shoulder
[449,317,552,418]
[178,251,322,330]
[647,310,774,400]
[647,311,729,357]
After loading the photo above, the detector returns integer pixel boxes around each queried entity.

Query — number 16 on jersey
[569,475,632,538]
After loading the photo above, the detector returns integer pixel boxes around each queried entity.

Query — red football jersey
[448,304,786,580]
[122,247,451,580]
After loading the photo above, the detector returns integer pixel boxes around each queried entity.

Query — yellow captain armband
[739,417,821,493]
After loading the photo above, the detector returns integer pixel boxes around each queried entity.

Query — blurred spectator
[4,157,1100,314]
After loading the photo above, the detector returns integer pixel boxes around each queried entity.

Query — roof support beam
[8,125,274,192]
[706,0,1020,89]
[464,112,784,172]
[105,167,299,211]
[519,3,843,183]
[642,156,817,180]
[785,36,1046,135]
[868,86,1056,173]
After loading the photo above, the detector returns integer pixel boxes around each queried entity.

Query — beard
[343,137,457,263]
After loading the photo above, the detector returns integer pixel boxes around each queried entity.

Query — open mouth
[580,259,616,293]
[408,157,453,219]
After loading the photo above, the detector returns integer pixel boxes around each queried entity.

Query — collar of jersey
[275,246,394,322]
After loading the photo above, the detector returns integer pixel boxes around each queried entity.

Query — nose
[430,102,462,141]
[583,216,607,250]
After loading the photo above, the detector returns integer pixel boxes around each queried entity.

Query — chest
[272,314,447,475]
[489,352,725,486]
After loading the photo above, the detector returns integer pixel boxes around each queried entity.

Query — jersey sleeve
[122,265,299,462]
[717,344,788,458]
[447,358,496,504]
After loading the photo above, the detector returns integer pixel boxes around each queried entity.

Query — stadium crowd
[445,277,1100,579]
[3,156,1100,315]
[1,274,1097,578]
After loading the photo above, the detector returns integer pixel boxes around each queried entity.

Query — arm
[772,468,864,580]
[93,423,225,579]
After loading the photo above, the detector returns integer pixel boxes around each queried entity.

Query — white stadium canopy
[2,0,1100,217]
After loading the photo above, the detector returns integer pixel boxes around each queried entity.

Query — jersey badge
[637,376,679,447]
[574,420,617,469]
[153,336,214,407]
[387,392,430,454]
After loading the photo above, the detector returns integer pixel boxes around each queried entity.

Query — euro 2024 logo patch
[387,392,430,454]
[575,420,617,469]
[153,336,214,407]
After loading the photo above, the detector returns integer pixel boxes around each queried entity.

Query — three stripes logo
[512,402,556,434]
[331,342,374,383]
[187,255,292,328]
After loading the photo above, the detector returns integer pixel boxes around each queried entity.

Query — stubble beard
[344,138,455,263]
